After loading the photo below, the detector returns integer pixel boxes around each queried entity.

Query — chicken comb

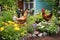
[42,8,45,12]
[42,8,45,11]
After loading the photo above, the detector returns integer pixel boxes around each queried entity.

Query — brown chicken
[42,8,52,21]
[16,9,28,24]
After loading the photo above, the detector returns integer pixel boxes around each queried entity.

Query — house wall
[34,0,52,14]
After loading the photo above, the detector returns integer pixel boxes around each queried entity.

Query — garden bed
[0,7,60,40]
[27,31,60,40]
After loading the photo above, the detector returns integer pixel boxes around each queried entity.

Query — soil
[26,32,60,40]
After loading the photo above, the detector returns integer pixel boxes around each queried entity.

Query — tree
[43,0,59,17]
[0,0,17,10]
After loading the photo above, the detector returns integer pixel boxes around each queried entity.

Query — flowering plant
[37,21,59,35]
[0,21,27,40]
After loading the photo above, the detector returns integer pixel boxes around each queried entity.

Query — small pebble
[38,33,43,37]
[32,34,37,37]
[56,27,60,34]
[34,31,39,34]
[43,32,47,36]
[27,33,32,37]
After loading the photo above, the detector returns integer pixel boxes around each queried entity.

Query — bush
[37,21,59,35]
[0,21,27,40]
[27,26,34,34]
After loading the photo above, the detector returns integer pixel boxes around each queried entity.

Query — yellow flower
[2,22,5,24]
[0,27,4,31]
[5,23,8,26]
[8,21,15,25]
[14,24,18,27]
[2,22,8,26]
[21,32,24,35]
[9,23,12,25]
[11,22,15,24]
[8,21,12,23]
[14,27,20,31]
[21,32,26,36]
[8,21,13,23]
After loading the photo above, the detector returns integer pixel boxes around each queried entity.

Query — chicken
[13,15,19,23]
[42,8,52,21]
[16,9,28,24]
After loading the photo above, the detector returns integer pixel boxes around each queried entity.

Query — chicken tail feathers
[47,11,52,17]
[50,12,52,17]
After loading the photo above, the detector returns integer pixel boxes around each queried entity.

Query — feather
[13,15,18,23]
[42,8,52,21]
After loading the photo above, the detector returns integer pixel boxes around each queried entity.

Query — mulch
[26,32,60,40]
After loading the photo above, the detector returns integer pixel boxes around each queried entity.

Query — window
[24,0,34,15]
[25,3,28,9]
[30,3,33,9]
[30,0,34,2]
[24,0,34,9]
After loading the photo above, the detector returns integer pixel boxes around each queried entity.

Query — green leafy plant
[1,26,20,40]
[27,16,35,25]
[0,0,17,7]
[0,21,27,40]
[0,16,4,27]
[47,24,58,35]
[37,21,59,35]
[1,25,27,40]
[2,11,15,22]
[27,26,34,34]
